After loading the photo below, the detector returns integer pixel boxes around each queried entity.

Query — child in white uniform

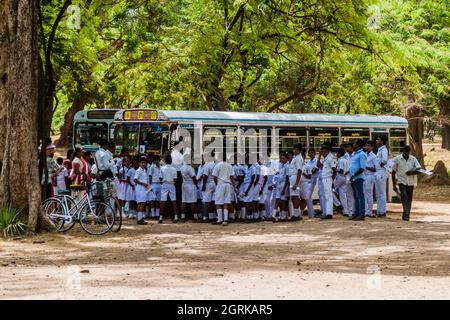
[181,160,198,221]
[53,157,68,195]
[275,153,289,221]
[213,160,235,225]
[159,154,178,223]
[375,136,388,217]
[288,144,304,221]
[201,160,216,222]
[318,144,335,219]
[364,141,377,217]
[148,155,162,220]
[118,157,130,216]
[334,148,350,216]
[134,156,151,225]
[126,158,138,219]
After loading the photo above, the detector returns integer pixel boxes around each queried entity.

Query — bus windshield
[114,123,169,156]
[74,123,108,148]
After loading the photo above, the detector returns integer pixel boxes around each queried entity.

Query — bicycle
[43,181,116,235]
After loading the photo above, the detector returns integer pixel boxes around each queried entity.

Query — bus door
[308,127,339,152]
[239,126,272,163]
[278,128,307,154]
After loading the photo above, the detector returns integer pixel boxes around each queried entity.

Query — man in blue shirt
[349,139,366,220]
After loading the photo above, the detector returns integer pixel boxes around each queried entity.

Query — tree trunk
[406,104,424,167]
[0,2,8,171]
[0,0,53,232]
[439,97,450,150]
[57,92,90,147]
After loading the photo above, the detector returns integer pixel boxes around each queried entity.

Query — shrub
[0,205,26,237]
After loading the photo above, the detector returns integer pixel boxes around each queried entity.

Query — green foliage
[0,205,26,237]
[42,0,449,131]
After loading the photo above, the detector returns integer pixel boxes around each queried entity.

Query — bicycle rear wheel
[105,196,122,232]
[42,198,66,231]
[79,200,115,235]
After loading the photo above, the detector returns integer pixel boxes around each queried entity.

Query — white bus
[72,109,119,152]
[113,109,408,202]
[113,109,408,157]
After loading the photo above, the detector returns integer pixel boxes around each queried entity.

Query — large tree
[0,0,52,232]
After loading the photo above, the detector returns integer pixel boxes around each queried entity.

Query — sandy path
[1,200,449,300]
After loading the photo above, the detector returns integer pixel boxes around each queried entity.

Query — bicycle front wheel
[42,198,66,231]
[79,200,116,235]
[56,195,78,232]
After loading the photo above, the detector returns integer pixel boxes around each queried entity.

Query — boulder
[422,160,450,185]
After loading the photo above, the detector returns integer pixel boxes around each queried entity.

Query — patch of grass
[0,205,26,237]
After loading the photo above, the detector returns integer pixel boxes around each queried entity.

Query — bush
[0,205,26,237]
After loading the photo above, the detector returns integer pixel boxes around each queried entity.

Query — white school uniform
[55,166,68,192]
[345,153,354,216]
[125,167,136,202]
[364,151,377,216]
[262,162,275,216]
[212,161,234,205]
[181,163,197,203]
[299,161,312,201]
[374,145,388,214]
[202,162,216,203]
[321,153,335,216]
[276,162,289,200]
[196,164,204,200]
[288,154,304,197]
[117,166,128,201]
[134,167,151,203]
[160,164,177,201]
[334,156,350,215]
[306,158,318,217]
[241,165,255,203]
[149,163,162,202]
[247,163,262,202]
[259,164,270,204]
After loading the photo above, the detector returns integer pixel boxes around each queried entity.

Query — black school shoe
[402,215,410,221]
[320,215,333,220]
[377,213,386,218]
[172,219,179,224]
[137,219,148,225]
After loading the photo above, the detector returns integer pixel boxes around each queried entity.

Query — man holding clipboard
[391,145,422,221]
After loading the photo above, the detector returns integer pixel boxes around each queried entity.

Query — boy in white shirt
[148,155,162,220]
[375,136,389,217]
[126,158,138,219]
[334,148,350,216]
[201,158,217,222]
[181,158,198,222]
[275,153,289,222]
[134,156,151,225]
[159,154,178,223]
[53,157,69,195]
[288,144,304,221]
[212,158,236,225]
[364,141,377,217]
[318,144,336,219]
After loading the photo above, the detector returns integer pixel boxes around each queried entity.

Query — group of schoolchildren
[111,135,391,226]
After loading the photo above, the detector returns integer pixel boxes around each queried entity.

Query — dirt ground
[1,194,450,300]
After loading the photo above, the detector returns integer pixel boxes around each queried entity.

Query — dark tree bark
[0,0,53,232]
[406,104,425,167]
[439,97,450,150]
[57,92,90,146]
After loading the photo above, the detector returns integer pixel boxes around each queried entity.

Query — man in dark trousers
[392,146,421,221]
